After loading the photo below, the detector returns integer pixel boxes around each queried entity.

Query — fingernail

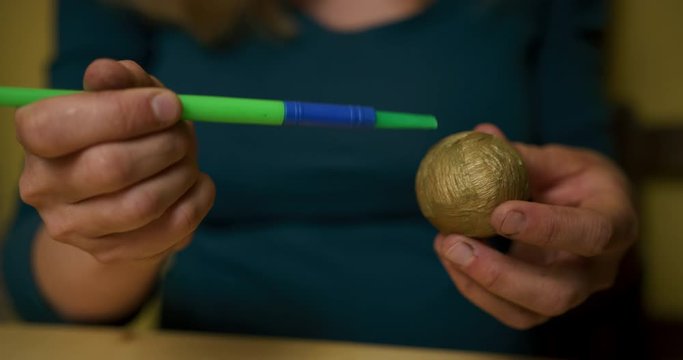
[151,91,180,124]
[500,210,526,235]
[444,238,475,266]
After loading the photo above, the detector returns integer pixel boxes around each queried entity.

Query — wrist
[33,226,169,322]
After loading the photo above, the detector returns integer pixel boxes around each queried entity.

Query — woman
[3,0,637,355]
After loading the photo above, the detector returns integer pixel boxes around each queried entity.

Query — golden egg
[415,131,529,238]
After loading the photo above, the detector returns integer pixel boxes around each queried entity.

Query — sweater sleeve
[532,0,613,155]
[2,0,152,323]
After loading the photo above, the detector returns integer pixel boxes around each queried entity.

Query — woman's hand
[434,124,638,329]
[16,59,216,264]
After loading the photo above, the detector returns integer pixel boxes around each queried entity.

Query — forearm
[33,225,166,323]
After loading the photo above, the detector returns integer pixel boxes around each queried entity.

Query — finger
[439,256,549,330]
[42,156,199,239]
[512,143,600,194]
[83,59,162,91]
[21,122,194,204]
[118,60,165,87]
[85,173,215,263]
[436,234,589,317]
[15,87,181,158]
[491,200,614,257]
[506,237,621,282]
[508,144,637,253]
[473,123,507,140]
[18,153,49,207]
[171,234,195,252]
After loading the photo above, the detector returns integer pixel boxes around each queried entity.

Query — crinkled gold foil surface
[415,131,529,238]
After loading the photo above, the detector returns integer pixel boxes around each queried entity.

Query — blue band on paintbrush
[283,101,376,128]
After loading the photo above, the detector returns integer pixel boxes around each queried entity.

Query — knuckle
[172,203,202,235]
[87,147,133,189]
[542,144,566,159]
[18,172,44,205]
[506,314,547,330]
[480,264,504,291]
[593,270,617,292]
[202,173,216,198]
[586,214,613,256]
[110,94,139,135]
[184,125,199,154]
[190,162,201,180]
[172,235,194,252]
[15,103,64,157]
[455,274,478,296]
[181,161,201,188]
[542,285,583,317]
[83,59,110,86]
[540,212,561,248]
[122,190,165,225]
[91,248,123,265]
[594,278,615,292]
[119,60,152,88]
[14,106,42,152]
[13,107,30,143]
[100,91,155,137]
[44,216,77,243]
[162,130,188,160]
[119,59,144,72]
[174,165,199,197]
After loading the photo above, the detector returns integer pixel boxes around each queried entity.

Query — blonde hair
[109,0,295,44]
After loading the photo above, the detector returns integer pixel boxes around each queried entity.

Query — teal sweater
[3,0,611,355]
